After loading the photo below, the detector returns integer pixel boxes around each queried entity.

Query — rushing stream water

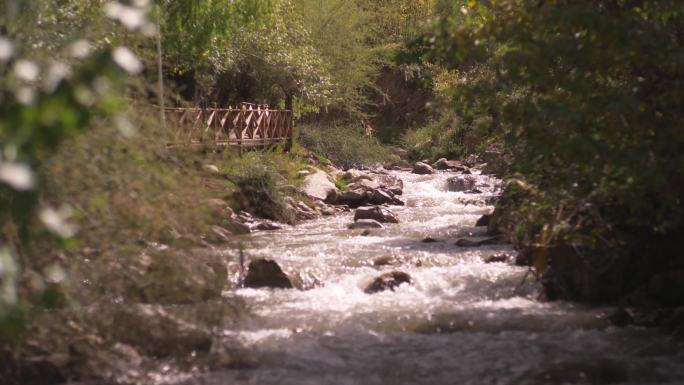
[181,171,684,385]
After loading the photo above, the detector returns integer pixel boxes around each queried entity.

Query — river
[180,171,684,385]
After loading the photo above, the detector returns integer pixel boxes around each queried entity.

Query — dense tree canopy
[412,0,684,301]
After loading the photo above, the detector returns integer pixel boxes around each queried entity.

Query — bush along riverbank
[395,1,684,329]
[487,179,684,328]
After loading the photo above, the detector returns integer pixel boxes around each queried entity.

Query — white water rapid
[181,171,684,385]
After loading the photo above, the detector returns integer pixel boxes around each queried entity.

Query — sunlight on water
[177,171,684,385]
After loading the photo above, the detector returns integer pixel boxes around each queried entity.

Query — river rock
[364,271,413,294]
[373,173,404,195]
[348,219,384,229]
[463,154,481,167]
[317,203,336,216]
[369,189,405,206]
[432,158,450,170]
[253,220,283,231]
[354,206,399,223]
[389,159,413,170]
[288,269,322,291]
[203,164,220,174]
[412,162,436,175]
[208,198,234,217]
[295,201,318,220]
[243,259,293,289]
[224,217,251,235]
[372,255,396,266]
[446,175,478,192]
[475,214,491,227]
[368,189,393,205]
[484,253,511,263]
[608,307,665,327]
[342,169,366,181]
[432,158,469,171]
[210,225,233,243]
[302,169,340,201]
[334,171,405,207]
[455,236,505,247]
[348,178,380,191]
[337,189,369,207]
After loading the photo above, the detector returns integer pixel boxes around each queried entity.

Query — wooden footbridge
[165,103,293,150]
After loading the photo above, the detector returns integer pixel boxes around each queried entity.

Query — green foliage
[0,0,148,338]
[361,0,435,47]
[403,111,468,160]
[43,109,219,248]
[160,0,273,74]
[298,123,392,169]
[160,0,358,113]
[334,175,347,191]
[224,153,294,222]
[295,0,377,116]
[232,164,283,219]
[426,0,684,301]
[157,0,401,118]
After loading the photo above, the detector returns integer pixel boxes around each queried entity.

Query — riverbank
[0,113,405,384]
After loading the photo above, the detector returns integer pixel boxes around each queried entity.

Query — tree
[426,0,684,302]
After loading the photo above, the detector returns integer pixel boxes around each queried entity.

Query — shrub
[298,123,393,169]
[402,111,469,161]
[228,161,288,222]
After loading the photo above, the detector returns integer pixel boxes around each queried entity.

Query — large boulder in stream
[373,173,404,195]
[369,189,405,206]
[302,169,340,201]
[446,175,478,192]
[433,158,470,171]
[432,158,450,170]
[243,259,293,289]
[364,271,413,294]
[354,206,399,223]
[334,170,405,207]
[337,189,368,207]
[326,169,406,208]
[412,162,436,175]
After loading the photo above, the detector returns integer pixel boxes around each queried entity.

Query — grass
[334,175,348,191]
[298,123,394,169]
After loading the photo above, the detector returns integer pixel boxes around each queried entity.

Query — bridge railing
[164,104,293,150]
